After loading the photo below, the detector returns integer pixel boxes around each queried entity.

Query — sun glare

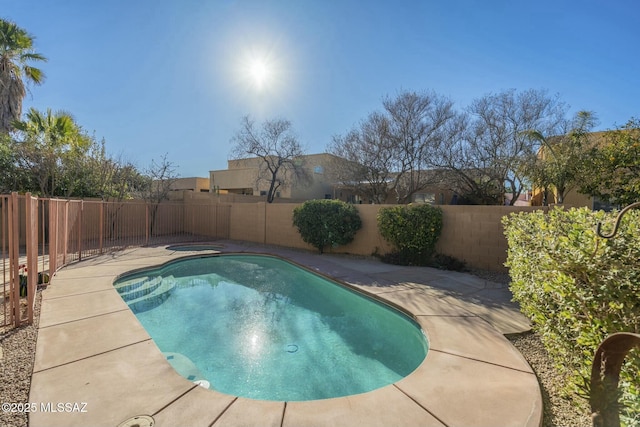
[250,59,269,88]
[238,48,277,93]
[230,39,293,100]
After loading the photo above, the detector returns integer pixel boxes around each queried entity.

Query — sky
[3,0,639,178]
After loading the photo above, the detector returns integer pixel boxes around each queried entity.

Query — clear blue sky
[3,0,639,177]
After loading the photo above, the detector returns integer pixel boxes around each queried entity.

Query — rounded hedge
[377,203,443,265]
[292,199,362,254]
[503,207,640,423]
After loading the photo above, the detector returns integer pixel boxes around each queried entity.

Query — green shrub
[503,207,640,424]
[377,204,443,266]
[292,199,362,254]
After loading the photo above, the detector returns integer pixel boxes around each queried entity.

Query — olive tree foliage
[521,111,598,205]
[0,18,47,134]
[578,118,640,206]
[329,90,457,204]
[230,116,310,203]
[76,141,147,201]
[0,132,23,192]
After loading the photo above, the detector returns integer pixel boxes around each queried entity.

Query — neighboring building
[211,153,461,204]
[210,153,342,201]
[529,131,612,209]
[170,177,210,192]
[332,175,456,205]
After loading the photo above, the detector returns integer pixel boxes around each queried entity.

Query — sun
[249,59,269,88]
[236,46,278,93]
[240,54,273,92]
[231,41,290,97]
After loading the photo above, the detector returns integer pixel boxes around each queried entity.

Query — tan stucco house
[210,153,344,201]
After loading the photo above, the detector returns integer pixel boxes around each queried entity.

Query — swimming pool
[114,254,428,401]
[166,244,223,252]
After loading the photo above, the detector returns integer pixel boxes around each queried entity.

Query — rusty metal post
[591,202,640,427]
[590,333,640,427]
[78,200,83,262]
[25,193,37,324]
[9,193,19,327]
[99,201,104,254]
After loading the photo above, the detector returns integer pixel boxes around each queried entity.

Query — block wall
[218,200,549,272]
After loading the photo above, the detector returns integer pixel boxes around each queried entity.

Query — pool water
[114,255,428,401]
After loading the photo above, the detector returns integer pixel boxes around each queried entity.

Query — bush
[292,199,362,254]
[503,207,640,424]
[377,204,443,266]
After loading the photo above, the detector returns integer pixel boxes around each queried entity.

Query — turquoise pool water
[114,254,428,401]
[166,244,223,251]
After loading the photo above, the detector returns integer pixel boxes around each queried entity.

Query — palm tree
[13,108,89,196]
[521,111,597,204]
[0,18,47,133]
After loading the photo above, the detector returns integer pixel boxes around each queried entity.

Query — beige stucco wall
[229,202,267,243]
[170,177,210,192]
[206,200,548,272]
[210,168,259,194]
[435,205,548,271]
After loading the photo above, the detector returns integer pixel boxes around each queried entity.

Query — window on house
[592,197,617,212]
[413,193,435,204]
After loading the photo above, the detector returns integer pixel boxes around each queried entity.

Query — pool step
[163,352,210,388]
[126,277,176,313]
[114,276,154,294]
[118,277,163,302]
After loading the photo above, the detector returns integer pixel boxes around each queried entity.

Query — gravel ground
[0,290,41,427]
[0,275,594,427]
[470,268,592,426]
[509,332,592,427]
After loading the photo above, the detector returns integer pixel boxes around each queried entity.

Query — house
[210,153,468,204]
[529,131,612,209]
[169,177,210,192]
[209,153,343,201]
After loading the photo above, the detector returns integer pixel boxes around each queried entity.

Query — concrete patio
[29,241,542,427]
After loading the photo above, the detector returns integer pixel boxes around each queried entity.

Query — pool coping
[29,243,542,427]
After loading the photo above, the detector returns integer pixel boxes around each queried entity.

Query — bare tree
[432,89,567,205]
[431,113,506,204]
[383,90,457,203]
[328,112,397,203]
[144,153,179,235]
[230,116,309,203]
[329,91,457,204]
